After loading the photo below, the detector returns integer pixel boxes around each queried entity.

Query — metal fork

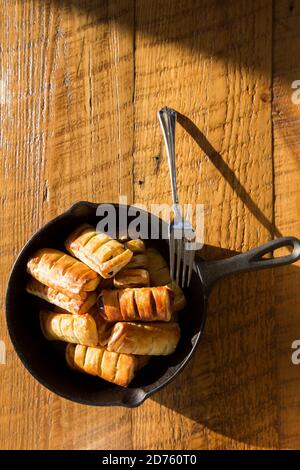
[158,107,196,288]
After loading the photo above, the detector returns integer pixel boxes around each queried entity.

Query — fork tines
[169,222,195,288]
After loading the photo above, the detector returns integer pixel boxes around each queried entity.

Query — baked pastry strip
[124,239,146,253]
[51,304,112,346]
[65,344,146,387]
[40,310,98,346]
[167,282,187,313]
[27,248,100,295]
[98,286,174,322]
[113,268,150,288]
[146,248,171,285]
[126,254,148,269]
[26,278,97,315]
[146,248,186,312]
[107,322,181,355]
[65,224,133,278]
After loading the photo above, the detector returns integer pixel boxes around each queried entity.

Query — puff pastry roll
[124,239,146,253]
[113,268,150,288]
[50,304,112,346]
[26,278,97,315]
[107,322,181,355]
[146,248,171,286]
[98,286,174,322]
[65,344,144,387]
[126,254,148,269]
[167,282,186,313]
[27,248,100,296]
[65,224,133,279]
[146,249,186,312]
[40,310,98,346]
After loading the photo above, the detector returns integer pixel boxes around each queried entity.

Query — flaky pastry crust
[107,321,180,355]
[65,225,133,279]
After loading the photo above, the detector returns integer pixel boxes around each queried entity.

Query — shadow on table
[176,112,283,240]
[51,0,299,447]
[151,244,300,448]
[56,0,272,74]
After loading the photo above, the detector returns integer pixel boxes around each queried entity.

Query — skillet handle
[198,236,300,292]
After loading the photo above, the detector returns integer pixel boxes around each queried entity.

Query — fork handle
[158,107,180,217]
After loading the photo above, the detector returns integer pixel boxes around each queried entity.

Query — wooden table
[0,0,299,450]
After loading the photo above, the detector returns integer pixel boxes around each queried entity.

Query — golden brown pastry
[127,254,148,269]
[50,304,112,346]
[65,343,145,387]
[65,224,133,279]
[40,310,98,346]
[107,322,181,355]
[27,248,100,296]
[146,249,186,312]
[167,282,186,313]
[124,239,146,253]
[146,248,171,285]
[98,286,174,322]
[26,278,97,315]
[113,268,150,288]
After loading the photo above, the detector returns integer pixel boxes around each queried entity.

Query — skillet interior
[6,202,207,406]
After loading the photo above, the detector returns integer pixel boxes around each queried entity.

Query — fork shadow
[151,244,300,448]
[176,112,283,240]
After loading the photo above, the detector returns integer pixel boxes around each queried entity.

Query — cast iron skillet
[6,201,300,407]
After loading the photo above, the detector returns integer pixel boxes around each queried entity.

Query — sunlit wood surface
[0,0,299,450]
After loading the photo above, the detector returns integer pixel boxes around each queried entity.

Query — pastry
[26,278,97,314]
[107,321,181,355]
[65,343,146,387]
[124,239,145,253]
[65,224,133,279]
[146,248,171,285]
[25,227,181,388]
[98,286,174,322]
[167,282,186,313]
[147,249,186,312]
[126,254,148,269]
[27,248,100,295]
[40,310,98,346]
[50,304,112,346]
[113,268,150,288]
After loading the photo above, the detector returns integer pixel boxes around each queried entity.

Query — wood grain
[132,0,275,450]
[0,0,298,450]
[0,0,135,450]
[273,0,300,450]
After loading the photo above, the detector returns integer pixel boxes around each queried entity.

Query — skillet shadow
[55,0,271,75]
[151,245,300,448]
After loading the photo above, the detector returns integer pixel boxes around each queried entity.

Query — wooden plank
[0,0,134,450]
[132,0,276,449]
[273,0,300,450]
[2,0,296,451]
